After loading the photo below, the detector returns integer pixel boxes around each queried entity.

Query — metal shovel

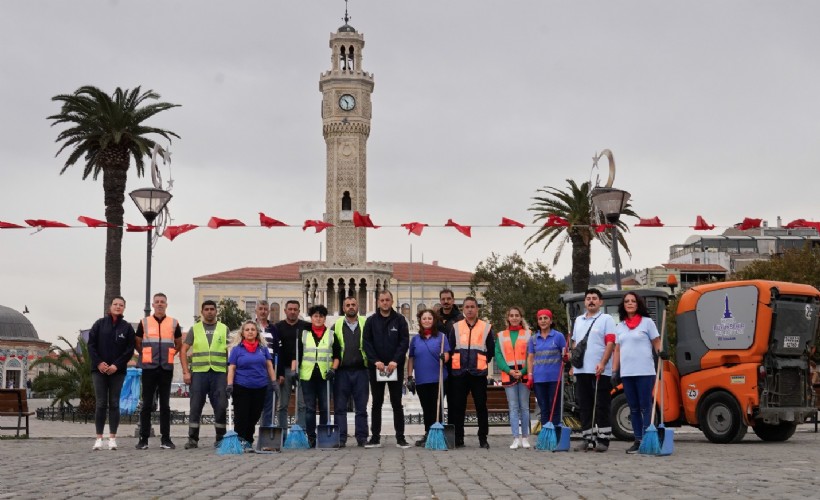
[316,377,340,449]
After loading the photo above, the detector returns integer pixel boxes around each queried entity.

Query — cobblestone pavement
[3,418,820,500]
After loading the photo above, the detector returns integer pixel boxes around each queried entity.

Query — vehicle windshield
[770,296,819,356]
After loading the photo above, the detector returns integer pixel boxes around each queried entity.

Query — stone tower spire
[319,19,374,266]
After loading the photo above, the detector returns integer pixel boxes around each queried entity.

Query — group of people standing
[85,287,665,454]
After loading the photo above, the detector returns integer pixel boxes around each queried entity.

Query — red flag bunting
[78,216,115,228]
[25,219,69,228]
[259,212,288,228]
[445,219,471,237]
[353,211,380,228]
[164,224,198,241]
[635,216,663,227]
[0,221,24,229]
[500,217,525,228]
[593,224,613,233]
[692,216,715,231]
[208,217,245,229]
[401,222,428,236]
[736,217,762,231]
[544,215,570,227]
[126,224,153,232]
[303,220,334,233]
[784,218,820,232]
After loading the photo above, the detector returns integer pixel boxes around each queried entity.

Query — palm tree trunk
[101,150,129,313]
[570,232,591,293]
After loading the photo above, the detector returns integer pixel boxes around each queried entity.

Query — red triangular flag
[207,217,245,229]
[401,222,428,236]
[303,220,334,233]
[164,224,198,241]
[126,224,153,232]
[693,216,715,231]
[353,211,380,228]
[259,212,288,228]
[736,217,762,231]
[445,219,471,237]
[784,218,807,229]
[593,224,613,233]
[25,219,69,228]
[78,216,115,228]
[500,217,525,228]
[635,216,663,227]
[544,215,570,227]
[0,221,24,229]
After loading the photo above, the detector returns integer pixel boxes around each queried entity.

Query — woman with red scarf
[227,320,277,449]
[407,309,451,446]
[297,305,341,448]
[611,292,662,454]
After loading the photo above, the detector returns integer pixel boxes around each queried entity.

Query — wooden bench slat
[0,389,32,437]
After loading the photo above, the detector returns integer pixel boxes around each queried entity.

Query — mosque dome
[0,305,39,341]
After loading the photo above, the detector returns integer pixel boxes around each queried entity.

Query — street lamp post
[129,187,172,317]
[591,187,631,290]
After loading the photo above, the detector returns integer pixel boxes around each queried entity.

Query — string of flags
[2,213,818,241]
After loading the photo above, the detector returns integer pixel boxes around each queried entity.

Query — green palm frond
[31,336,94,409]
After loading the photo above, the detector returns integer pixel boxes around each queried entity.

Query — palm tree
[49,86,180,311]
[30,336,95,415]
[526,179,637,293]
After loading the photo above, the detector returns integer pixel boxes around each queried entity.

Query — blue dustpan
[658,426,675,456]
[554,424,571,451]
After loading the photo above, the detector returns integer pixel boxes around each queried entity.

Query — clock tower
[319,16,374,265]
[300,12,392,315]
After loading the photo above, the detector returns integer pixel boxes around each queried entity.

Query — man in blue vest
[180,300,228,449]
[331,296,369,448]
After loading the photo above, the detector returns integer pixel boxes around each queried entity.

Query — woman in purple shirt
[407,309,450,447]
[227,320,277,449]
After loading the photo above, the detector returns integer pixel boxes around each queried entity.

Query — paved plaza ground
[3,399,820,499]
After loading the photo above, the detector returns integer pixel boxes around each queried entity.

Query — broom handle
[435,331,445,423]
[648,309,667,425]
[548,358,564,422]
[294,331,301,421]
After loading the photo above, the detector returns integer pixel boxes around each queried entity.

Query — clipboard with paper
[376,368,398,382]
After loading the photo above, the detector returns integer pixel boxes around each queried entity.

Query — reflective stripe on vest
[334,316,368,368]
[451,319,491,375]
[299,330,333,380]
[497,329,531,384]
[190,322,228,373]
[141,315,178,370]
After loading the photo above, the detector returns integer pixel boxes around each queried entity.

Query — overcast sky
[2,1,819,345]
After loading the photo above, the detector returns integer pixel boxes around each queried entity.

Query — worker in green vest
[332,296,369,447]
[297,304,341,448]
[180,300,229,449]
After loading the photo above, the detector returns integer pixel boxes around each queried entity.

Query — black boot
[184,427,199,449]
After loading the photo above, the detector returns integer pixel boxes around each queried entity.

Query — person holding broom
[227,320,277,450]
[297,304,341,449]
[407,309,450,447]
[495,306,532,449]
[610,292,662,454]
[526,309,567,431]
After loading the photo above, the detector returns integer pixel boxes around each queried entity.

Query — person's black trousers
[447,373,488,443]
[368,368,405,441]
[139,368,173,440]
[416,382,442,433]
[232,384,267,445]
[574,373,612,446]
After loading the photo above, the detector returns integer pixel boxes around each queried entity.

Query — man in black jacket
[438,288,463,334]
[363,290,410,448]
[273,300,309,438]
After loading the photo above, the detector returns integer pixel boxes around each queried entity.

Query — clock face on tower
[339,94,356,111]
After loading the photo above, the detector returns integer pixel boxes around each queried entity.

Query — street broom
[283,334,310,449]
[425,334,448,451]
[216,397,244,455]
[536,359,565,451]
[640,310,666,455]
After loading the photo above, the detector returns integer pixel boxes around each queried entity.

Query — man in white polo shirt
[571,288,616,452]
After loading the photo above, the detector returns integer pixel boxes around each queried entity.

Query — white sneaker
[108,438,117,450]
[509,437,521,449]
[92,438,103,451]
[521,437,531,449]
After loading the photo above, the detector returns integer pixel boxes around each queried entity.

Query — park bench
[0,389,34,437]
[462,385,537,427]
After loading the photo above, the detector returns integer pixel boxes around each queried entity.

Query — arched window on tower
[341,191,352,211]
[348,46,355,71]
[340,46,348,70]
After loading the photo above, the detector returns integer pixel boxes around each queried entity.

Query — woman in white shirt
[611,292,661,454]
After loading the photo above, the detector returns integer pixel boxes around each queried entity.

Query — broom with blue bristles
[639,310,666,455]
[283,331,310,449]
[216,396,244,455]
[536,359,565,450]
[425,333,448,451]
